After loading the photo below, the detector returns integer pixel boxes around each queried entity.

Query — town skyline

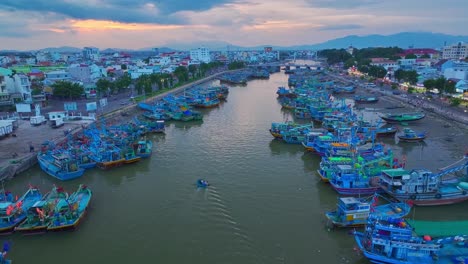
[1,0,468,50]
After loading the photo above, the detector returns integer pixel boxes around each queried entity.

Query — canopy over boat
[407,220,468,237]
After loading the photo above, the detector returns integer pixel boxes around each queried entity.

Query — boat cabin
[338,197,370,214]
[380,168,439,194]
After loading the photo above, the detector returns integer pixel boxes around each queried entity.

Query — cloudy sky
[1,0,467,50]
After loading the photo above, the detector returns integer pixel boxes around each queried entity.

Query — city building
[443,61,468,80]
[442,42,468,60]
[83,47,100,61]
[0,68,32,104]
[190,47,211,63]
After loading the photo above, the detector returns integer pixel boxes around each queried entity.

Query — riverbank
[0,69,240,181]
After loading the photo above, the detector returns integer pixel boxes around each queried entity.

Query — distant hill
[302,32,468,50]
[4,32,468,54]
[38,46,82,53]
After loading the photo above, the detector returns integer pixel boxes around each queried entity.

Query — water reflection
[268,139,303,156]
[169,120,204,131]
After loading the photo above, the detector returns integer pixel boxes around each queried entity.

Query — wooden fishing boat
[354,217,468,264]
[15,186,69,234]
[0,187,42,234]
[375,126,397,137]
[325,194,411,228]
[381,112,425,123]
[379,157,468,206]
[329,164,381,195]
[37,152,85,181]
[354,95,379,104]
[48,184,92,231]
[269,122,300,139]
[397,127,426,142]
[133,140,153,158]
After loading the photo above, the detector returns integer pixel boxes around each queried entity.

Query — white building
[83,47,100,61]
[443,61,468,80]
[129,68,154,79]
[442,42,468,60]
[0,68,32,104]
[190,47,211,63]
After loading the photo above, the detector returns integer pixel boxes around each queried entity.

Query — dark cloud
[0,0,236,24]
[306,0,383,9]
[319,24,364,31]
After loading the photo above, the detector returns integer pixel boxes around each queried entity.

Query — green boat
[381,112,425,123]
[15,186,69,234]
[48,184,92,231]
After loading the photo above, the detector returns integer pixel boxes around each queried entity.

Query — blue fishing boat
[397,127,426,142]
[0,187,42,234]
[37,152,85,181]
[269,121,300,139]
[354,216,468,264]
[48,184,92,231]
[379,156,468,206]
[0,242,11,264]
[329,164,381,195]
[333,86,356,94]
[15,186,69,234]
[354,95,379,104]
[325,194,411,228]
[276,86,296,98]
[133,140,153,158]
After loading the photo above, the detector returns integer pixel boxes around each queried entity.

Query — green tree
[174,66,189,82]
[121,64,127,70]
[405,54,417,59]
[391,84,398,90]
[51,81,84,99]
[394,69,404,82]
[31,88,42,95]
[188,64,198,79]
[96,79,112,96]
[228,61,245,70]
[368,66,387,78]
[344,58,356,68]
[444,80,456,94]
[450,97,462,106]
[420,54,430,59]
[423,79,435,90]
[404,70,418,85]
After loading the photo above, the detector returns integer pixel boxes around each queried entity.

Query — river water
[6,71,468,263]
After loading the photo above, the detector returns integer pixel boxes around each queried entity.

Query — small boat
[0,242,12,264]
[0,187,42,234]
[133,140,153,158]
[354,95,379,104]
[354,216,468,264]
[375,126,397,137]
[37,152,85,181]
[397,128,426,142]
[47,184,92,231]
[325,194,411,228]
[196,179,209,188]
[15,186,69,234]
[381,112,425,123]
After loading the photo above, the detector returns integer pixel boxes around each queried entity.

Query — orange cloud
[68,19,202,31]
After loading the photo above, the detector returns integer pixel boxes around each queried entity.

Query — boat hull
[38,157,85,181]
[381,188,468,206]
[97,159,125,169]
[330,182,381,196]
[381,115,425,123]
[397,136,426,142]
[0,216,27,234]
[124,157,142,164]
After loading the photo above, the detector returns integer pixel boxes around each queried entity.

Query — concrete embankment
[0,70,237,181]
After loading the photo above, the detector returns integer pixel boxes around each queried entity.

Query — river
[5,70,468,263]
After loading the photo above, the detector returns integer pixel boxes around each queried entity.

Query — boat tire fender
[410,195,416,200]
[435,193,442,199]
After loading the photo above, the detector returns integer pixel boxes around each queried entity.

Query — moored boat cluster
[1,184,91,235]
[270,68,468,263]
